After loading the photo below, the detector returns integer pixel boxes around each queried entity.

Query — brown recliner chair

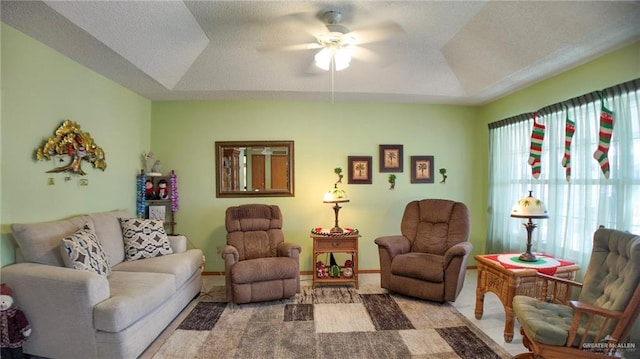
[222,204,301,304]
[374,199,472,302]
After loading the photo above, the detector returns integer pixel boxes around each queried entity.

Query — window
[487,79,640,276]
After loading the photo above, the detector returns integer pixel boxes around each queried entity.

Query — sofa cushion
[230,256,297,284]
[11,215,88,266]
[119,218,173,261]
[60,223,111,276]
[86,210,131,266]
[112,249,204,289]
[391,252,444,282]
[93,271,175,333]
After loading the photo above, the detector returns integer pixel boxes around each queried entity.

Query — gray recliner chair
[222,204,301,304]
[374,199,472,302]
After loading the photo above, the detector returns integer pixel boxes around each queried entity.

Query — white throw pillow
[119,218,173,261]
[60,222,111,276]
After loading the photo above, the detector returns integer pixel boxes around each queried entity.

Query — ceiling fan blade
[351,42,407,68]
[257,42,322,53]
[272,11,327,39]
[349,46,382,63]
[349,21,405,45]
[302,60,325,76]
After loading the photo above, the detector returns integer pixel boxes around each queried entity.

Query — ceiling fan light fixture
[333,48,351,71]
[314,46,351,71]
[314,47,332,71]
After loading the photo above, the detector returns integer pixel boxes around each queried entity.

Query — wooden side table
[311,233,359,289]
[474,254,580,342]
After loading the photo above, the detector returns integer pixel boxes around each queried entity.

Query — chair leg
[511,353,534,359]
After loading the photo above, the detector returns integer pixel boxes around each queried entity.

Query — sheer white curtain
[487,80,640,278]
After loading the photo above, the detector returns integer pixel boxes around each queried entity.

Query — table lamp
[510,191,548,262]
[323,184,349,233]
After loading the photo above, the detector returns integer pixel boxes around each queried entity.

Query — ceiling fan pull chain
[331,56,335,104]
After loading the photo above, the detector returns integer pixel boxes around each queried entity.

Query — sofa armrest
[443,242,473,267]
[222,245,239,267]
[374,235,410,258]
[167,235,187,253]
[221,245,240,301]
[374,235,410,290]
[277,242,301,259]
[2,262,110,358]
[278,242,302,293]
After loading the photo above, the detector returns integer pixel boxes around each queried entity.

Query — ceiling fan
[262,9,405,73]
[313,11,356,71]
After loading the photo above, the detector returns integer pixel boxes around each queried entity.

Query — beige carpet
[145,285,511,359]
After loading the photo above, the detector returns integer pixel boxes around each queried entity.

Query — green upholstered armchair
[374,199,472,302]
[512,227,640,359]
[221,204,301,304]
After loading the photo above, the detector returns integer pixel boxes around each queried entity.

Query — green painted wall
[0,24,151,266]
[150,101,482,272]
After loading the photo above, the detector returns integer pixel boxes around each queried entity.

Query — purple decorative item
[170,171,179,212]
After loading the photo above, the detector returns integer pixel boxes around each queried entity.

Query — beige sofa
[1,210,204,359]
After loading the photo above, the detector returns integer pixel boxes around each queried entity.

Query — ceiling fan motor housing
[323,10,342,25]
[318,11,354,47]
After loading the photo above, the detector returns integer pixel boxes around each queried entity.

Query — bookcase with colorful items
[136,170,179,235]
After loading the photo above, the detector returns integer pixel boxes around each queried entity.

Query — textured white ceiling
[2,1,639,105]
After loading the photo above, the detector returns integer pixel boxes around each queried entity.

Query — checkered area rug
[150,287,510,359]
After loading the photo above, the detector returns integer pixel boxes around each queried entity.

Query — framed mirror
[215,141,294,197]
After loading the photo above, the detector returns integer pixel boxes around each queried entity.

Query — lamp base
[329,226,344,234]
[519,219,538,262]
[329,203,343,234]
[518,251,538,262]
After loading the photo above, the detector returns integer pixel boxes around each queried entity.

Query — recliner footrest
[230,256,297,284]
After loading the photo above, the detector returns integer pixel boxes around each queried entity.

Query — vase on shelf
[143,152,162,176]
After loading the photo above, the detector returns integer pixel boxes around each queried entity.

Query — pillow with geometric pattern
[60,222,111,276]
[118,218,173,261]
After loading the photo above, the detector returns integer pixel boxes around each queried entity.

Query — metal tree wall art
[35,120,107,175]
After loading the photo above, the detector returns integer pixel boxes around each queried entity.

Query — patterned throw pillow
[60,222,111,276]
[119,218,173,261]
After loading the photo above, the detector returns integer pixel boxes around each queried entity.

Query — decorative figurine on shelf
[145,179,156,200]
[157,179,169,200]
[143,152,162,176]
[331,265,340,278]
[0,284,31,359]
[316,261,329,278]
[151,160,162,175]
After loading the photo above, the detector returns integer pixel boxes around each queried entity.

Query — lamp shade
[323,184,349,203]
[510,191,548,219]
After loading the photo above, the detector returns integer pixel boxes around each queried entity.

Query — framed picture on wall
[410,156,434,183]
[379,145,403,173]
[348,156,373,184]
[148,205,166,222]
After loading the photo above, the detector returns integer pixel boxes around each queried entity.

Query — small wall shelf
[137,170,177,235]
